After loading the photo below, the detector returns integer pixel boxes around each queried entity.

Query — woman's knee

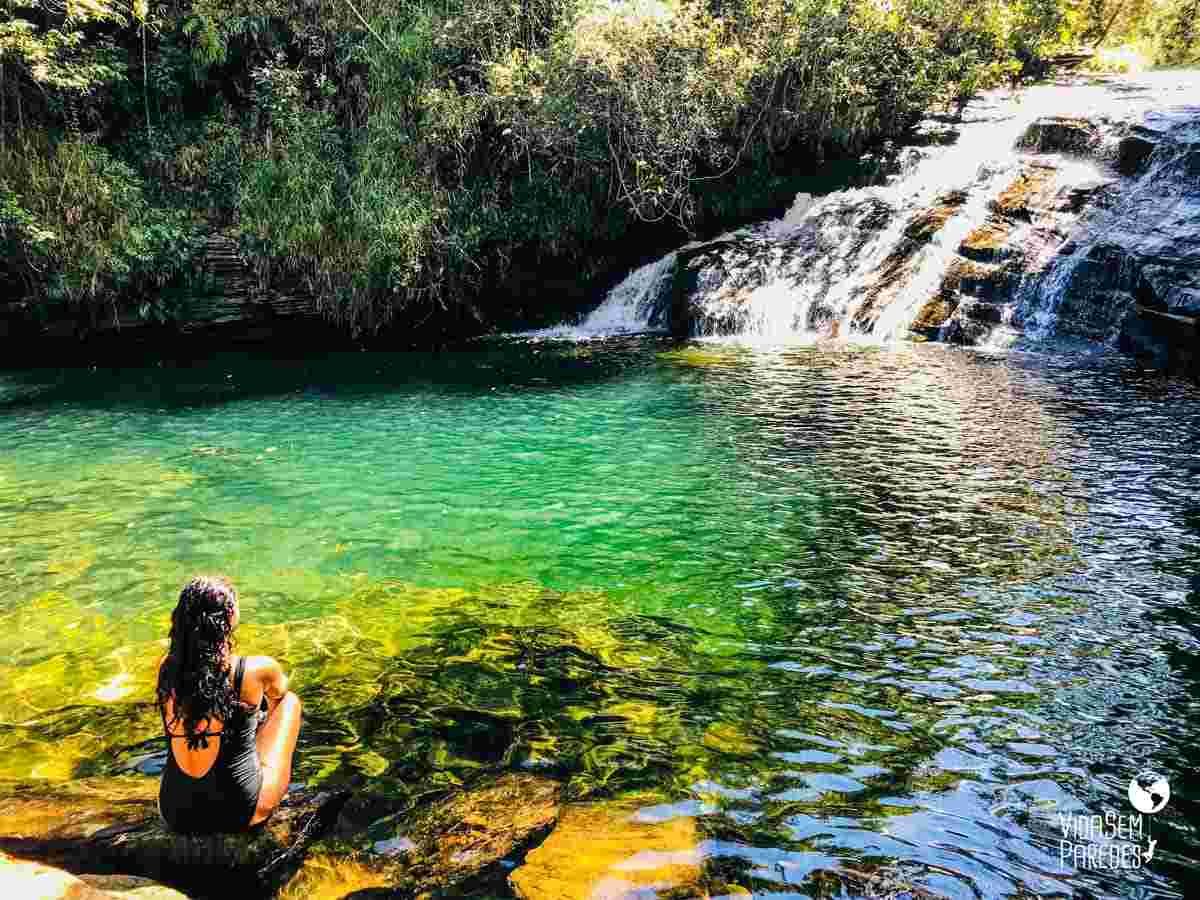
[282,691,301,715]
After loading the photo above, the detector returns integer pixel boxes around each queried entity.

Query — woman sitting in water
[156,575,302,834]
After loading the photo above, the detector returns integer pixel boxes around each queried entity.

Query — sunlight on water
[1,339,1198,898]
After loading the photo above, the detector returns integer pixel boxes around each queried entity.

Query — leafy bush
[0,133,200,313]
[8,0,1182,336]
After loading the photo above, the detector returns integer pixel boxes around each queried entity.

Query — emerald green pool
[1,337,1197,898]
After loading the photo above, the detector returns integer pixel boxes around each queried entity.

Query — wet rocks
[0,777,349,897]
[1051,110,1200,364]
[508,801,707,900]
[908,160,1103,343]
[278,773,563,898]
[850,193,968,332]
[671,196,896,337]
[1121,306,1199,377]
[958,221,1013,263]
[990,163,1061,219]
[2,772,567,899]
[1115,128,1158,175]
[1017,116,1101,156]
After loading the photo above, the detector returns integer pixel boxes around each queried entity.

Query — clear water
[1,338,1198,898]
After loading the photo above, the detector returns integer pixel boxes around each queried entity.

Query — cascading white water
[532,73,1199,348]
[714,87,1086,343]
[522,252,679,339]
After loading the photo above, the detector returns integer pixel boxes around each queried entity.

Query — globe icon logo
[1128,772,1170,814]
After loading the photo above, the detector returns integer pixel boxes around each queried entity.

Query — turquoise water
[1,337,1198,898]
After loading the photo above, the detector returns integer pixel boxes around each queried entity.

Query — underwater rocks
[376,773,561,894]
[278,773,562,898]
[508,801,705,900]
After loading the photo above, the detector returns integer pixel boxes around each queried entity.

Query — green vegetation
[0,0,1195,335]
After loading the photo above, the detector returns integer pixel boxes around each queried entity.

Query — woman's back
[159,656,264,834]
[156,576,302,834]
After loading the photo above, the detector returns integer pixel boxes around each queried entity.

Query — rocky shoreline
[0,774,562,899]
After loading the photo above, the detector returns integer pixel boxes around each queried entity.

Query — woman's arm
[250,656,290,712]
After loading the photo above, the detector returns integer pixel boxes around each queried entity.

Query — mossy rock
[283,773,562,898]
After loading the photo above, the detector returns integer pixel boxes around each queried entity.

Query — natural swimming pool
[1,337,1197,898]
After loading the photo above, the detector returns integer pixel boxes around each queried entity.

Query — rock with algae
[507,799,712,900]
[284,773,563,898]
[0,777,349,896]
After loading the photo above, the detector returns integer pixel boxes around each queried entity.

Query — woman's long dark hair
[157,575,240,750]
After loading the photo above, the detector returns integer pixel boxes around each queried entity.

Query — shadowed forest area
[2,0,1197,339]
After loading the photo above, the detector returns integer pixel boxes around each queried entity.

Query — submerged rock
[506,801,758,900]
[507,800,712,900]
[279,773,562,898]
[392,773,561,893]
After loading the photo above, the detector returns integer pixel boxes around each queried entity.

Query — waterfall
[531,73,1199,350]
[523,253,679,339]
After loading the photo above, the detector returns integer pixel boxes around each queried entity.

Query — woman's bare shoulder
[241,654,288,698]
[242,655,283,676]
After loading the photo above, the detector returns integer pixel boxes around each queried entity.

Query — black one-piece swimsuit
[158,656,264,834]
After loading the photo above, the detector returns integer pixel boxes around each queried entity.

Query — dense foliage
[0,0,1195,335]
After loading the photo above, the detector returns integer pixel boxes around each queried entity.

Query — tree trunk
[143,26,152,136]
[1092,0,1129,48]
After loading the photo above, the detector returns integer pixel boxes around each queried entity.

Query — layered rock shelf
[0,777,349,897]
[0,231,322,349]
[0,773,569,899]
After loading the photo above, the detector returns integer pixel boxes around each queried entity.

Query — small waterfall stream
[523,253,679,339]
[530,73,1199,354]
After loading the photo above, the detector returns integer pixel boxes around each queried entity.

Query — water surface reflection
[0,339,1196,898]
